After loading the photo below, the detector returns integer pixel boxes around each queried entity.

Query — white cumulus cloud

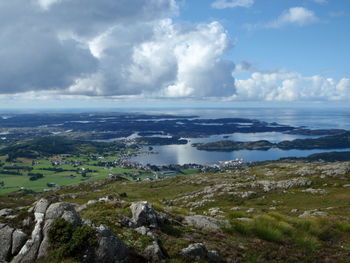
[234,71,350,101]
[0,0,235,98]
[212,0,254,9]
[266,7,319,28]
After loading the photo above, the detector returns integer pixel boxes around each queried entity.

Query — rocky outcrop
[184,215,229,230]
[2,198,130,263]
[130,201,166,228]
[12,205,45,263]
[37,202,81,259]
[0,224,15,262]
[298,210,328,218]
[180,243,220,262]
[252,177,312,192]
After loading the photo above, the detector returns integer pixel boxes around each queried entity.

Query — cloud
[234,71,350,101]
[69,20,235,98]
[0,0,235,98]
[212,0,254,9]
[235,61,255,72]
[246,7,319,30]
[266,7,319,28]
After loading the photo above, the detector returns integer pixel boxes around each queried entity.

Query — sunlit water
[129,108,350,165]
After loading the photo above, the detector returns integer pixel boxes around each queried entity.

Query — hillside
[1,161,350,262]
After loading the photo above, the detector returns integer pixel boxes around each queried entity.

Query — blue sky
[180,0,350,79]
[0,0,349,108]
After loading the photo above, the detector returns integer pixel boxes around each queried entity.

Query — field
[0,153,199,195]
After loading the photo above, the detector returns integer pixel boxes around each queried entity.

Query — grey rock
[37,219,54,260]
[98,195,116,202]
[130,201,159,228]
[253,177,312,192]
[45,202,81,225]
[184,215,229,230]
[299,210,328,218]
[22,217,32,228]
[87,199,98,205]
[301,188,328,194]
[76,203,88,212]
[95,225,129,263]
[181,243,207,261]
[34,198,51,214]
[144,241,167,262]
[82,218,95,227]
[135,226,150,236]
[12,230,28,255]
[12,211,45,263]
[0,225,14,262]
[246,208,255,213]
[180,243,220,262]
[0,208,14,217]
[207,250,221,263]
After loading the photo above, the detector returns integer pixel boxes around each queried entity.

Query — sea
[129,107,350,165]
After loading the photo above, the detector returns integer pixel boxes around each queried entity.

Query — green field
[0,154,140,194]
[0,154,197,194]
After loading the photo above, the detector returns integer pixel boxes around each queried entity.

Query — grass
[224,211,350,252]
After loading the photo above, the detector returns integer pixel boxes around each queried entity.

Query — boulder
[184,215,229,230]
[12,230,28,255]
[95,225,130,263]
[130,201,162,228]
[144,241,167,262]
[45,202,81,225]
[180,243,220,263]
[0,225,14,261]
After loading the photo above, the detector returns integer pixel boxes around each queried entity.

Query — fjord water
[130,108,350,165]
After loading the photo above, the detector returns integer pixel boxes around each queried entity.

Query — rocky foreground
[1,161,350,262]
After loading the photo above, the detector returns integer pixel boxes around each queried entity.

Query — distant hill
[0,136,123,160]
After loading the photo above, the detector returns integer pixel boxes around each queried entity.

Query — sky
[0,0,349,109]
